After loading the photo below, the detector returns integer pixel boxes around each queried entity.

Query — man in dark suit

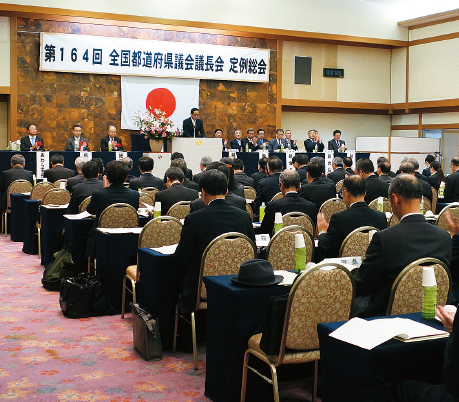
[256,128,269,149]
[122,157,136,183]
[304,129,325,153]
[129,156,163,191]
[100,124,124,151]
[20,123,45,151]
[171,152,192,181]
[0,154,33,211]
[241,128,258,152]
[230,129,243,150]
[422,154,436,177]
[293,153,309,182]
[174,169,255,315]
[355,158,389,204]
[65,124,90,151]
[170,158,199,191]
[444,157,459,203]
[327,157,347,183]
[253,156,283,212]
[155,167,199,215]
[192,156,212,184]
[343,157,355,176]
[408,158,429,182]
[284,129,298,150]
[400,161,432,202]
[67,160,104,214]
[299,160,336,212]
[233,159,255,188]
[353,174,451,318]
[328,129,347,151]
[66,156,89,193]
[260,170,316,235]
[267,129,288,152]
[182,107,206,137]
[43,154,75,183]
[316,175,387,261]
[214,129,228,150]
[376,161,393,184]
[251,157,268,188]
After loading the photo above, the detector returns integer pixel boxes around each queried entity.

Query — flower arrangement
[134,108,180,141]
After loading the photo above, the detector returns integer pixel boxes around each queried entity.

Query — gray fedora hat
[230,259,283,287]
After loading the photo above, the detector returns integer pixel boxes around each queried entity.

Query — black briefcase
[131,303,162,361]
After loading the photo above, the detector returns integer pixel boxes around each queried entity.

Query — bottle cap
[295,233,305,248]
[261,202,265,207]
[422,267,437,287]
[274,212,282,224]
[154,201,161,211]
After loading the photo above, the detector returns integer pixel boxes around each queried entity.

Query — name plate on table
[258,150,269,159]
[255,234,270,247]
[35,151,49,179]
[79,151,92,159]
[325,151,334,175]
[285,150,296,170]
[115,151,127,160]
[321,256,362,271]
[228,150,238,158]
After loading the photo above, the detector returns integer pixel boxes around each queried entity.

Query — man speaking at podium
[182,108,206,138]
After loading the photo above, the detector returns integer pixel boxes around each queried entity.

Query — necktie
[30,137,35,146]
[337,140,340,148]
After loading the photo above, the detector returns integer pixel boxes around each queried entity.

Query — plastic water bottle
[16,140,20,150]
[108,141,112,152]
[259,202,265,222]
[377,197,384,213]
[280,145,284,153]
[295,234,306,274]
[274,212,283,233]
[439,182,445,198]
[74,141,78,152]
[262,143,266,150]
[153,201,161,218]
[421,267,437,320]
[245,143,249,152]
[420,196,425,215]
[7,141,11,151]
[314,144,318,153]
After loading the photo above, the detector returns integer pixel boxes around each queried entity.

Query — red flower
[80,141,85,146]
[116,143,121,148]
[36,141,42,147]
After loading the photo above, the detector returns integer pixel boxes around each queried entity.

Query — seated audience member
[190,162,246,212]
[241,128,258,152]
[174,169,256,315]
[122,157,136,183]
[377,161,393,183]
[304,129,324,153]
[233,159,255,188]
[268,129,288,152]
[253,156,283,212]
[315,175,387,261]
[44,154,75,182]
[423,154,436,177]
[284,129,298,150]
[214,128,228,149]
[445,211,459,304]
[66,156,89,193]
[155,167,199,215]
[171,152,192,180]
[328,129,346,151]
[427,161,445,191]
[0,154,33,211]
[343,156,354,175]
[294,153,309,182]
[20,123,44,151]
[171,158,199,191]
[221,157,245,198]
[399,161,432,202]
[299,159,336,212]
[256,128,269,149]
[65,124,90,151]
[376,156,396,177]
[355,158,389,204]
[129,156,163,191]
[259,170,316,235]
[67,160,104,214]
[251,157,268,188]
[92,158,105,180]
[353,174,451,318]
[230,129,243,150]
[408,157,429,182]
[100,124,124,151]
[327,157,347,183]
[192,156,212,184]
[444,157,459,203]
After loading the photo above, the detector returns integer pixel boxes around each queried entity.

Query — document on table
[330,317,449,350]
[97,227,143,234]
[275,270,297,286]
[63,211,95,219]
[42,204,69,209]
[151,244,178,255]
[321,257,362,271]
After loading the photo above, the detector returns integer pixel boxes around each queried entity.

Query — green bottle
[295,234,306,273]
[274,212,283,233]
[259,202,265,222]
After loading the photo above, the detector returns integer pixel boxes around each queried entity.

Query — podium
[171,137,222,174]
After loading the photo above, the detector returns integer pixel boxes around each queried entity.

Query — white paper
[150,244,178,255]
[256,234,270,248]
[321,257,362,271]
[63,211,94,219]
[42,204,69,209]
[274,270,297,286]
[97,227,143,234]
[137,208,150,217]
[252,222,261,228]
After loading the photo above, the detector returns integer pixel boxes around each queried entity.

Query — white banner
[121,76,199,131]
[36,152,49,180]
[40,33,270,83]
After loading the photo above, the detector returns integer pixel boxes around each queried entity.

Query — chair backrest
[243,186,257,200]
[30,182,55,200]
[339,226,379,260]
[422,197,432,214]
[368,197,392,214]
[388,213,399,227]
[138,216,182,248]
[435,204,459,232]
[276,262,354,363]
[140,187,160,203]
[53,179,68,189]
[318,198,347,222]
[139,192,155,208]
[6,180,33,209]
[79,196,91,213]
[197,232,256,306]
[98,203,138,228]
[282,212,314,236]
[386,257,451,316]
[167,201,191,220]
[266,225,314,271]
[245,202,253,221]
[431,187,438,215]
[335,179,344,193]
[271,192,283,201]
[41,188,71,206]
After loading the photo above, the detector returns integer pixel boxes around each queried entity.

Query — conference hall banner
[39,33,270,83]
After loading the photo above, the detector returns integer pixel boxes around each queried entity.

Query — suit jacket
[234,172,255,188]
[267,138,288,152]
[304,139,324,153]
[228,182,245,198]
[0,166,34,211]
[285,139,298,151]
[316,202,387,261]
[415,171,429,182]
[182,178,199,191]
[299,177,336,212]
[174,198,255,314]
[297,166,308,183]
[260,192,317,235]
[154,182,199,215]
[328,139,346,151]
[345,167,355,176]
[20,136,44,151]
[253,172,281,212]
[327,167,347,183]
[444,171,459,203]
[100,136,124,151]
[128,173,163,191]
[378,174,392,183]
[364,174,389,204]
[44,165,75,182]
[65,137,90,151]
[192,170,205,184]
[251,170,268,189]
[241,138,258,152]
[190,192,246,212]
[230,138,243,150]
[182,117,206,137]
[427,173,440,191]
[353,214,451,317]
[418,177,433,202]
[67,178,104,214]
[66,173,85,193]
[422,167,431,177]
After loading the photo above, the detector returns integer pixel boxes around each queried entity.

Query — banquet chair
[422,197,432,214]
[53,178,68,189]
[339,226,379,260]
[78,196,91,213]
[98,203,138,228]
[431,188,438,215]
[271,192,283,202]
[435,203,459,232]
[368,197,392,214]
[139,187,160,203]
[245,202,253,221]
[173,232,256,370]
[388,213,399,227]
[240,262,355,402]
[2,179,33,235]
[121,216,182,318]
[335,179,344,194]
[30,182,55,200]
[318,198,347,224]
[386,257,451,316]
[167,201,191,220]
[282,212,315,236]
[138,192,155,209]
[243,186,256,201]
[266,225,314,271]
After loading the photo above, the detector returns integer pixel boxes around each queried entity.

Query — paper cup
[274,212,282,224]
[444,304,457,316]
[422,267,437,287]
[295,233,305,249]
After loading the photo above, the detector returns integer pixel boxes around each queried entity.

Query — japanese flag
[121,76,199,131]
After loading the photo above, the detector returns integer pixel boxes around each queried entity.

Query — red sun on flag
[145,88,176,118]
